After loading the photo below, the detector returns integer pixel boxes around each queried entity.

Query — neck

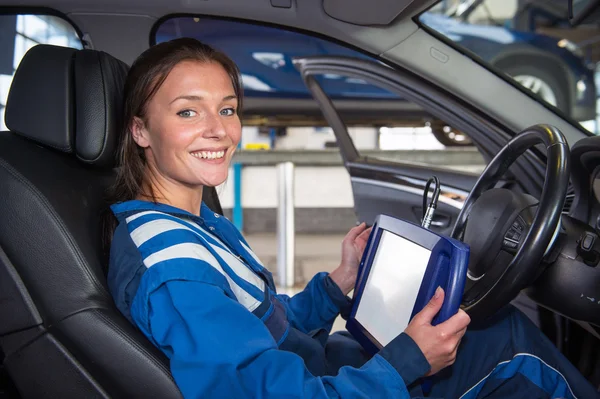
[138,167,204,216]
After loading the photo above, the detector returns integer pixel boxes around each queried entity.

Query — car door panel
[348,160,476,235]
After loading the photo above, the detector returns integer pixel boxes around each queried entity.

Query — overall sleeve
[275,272,353,333]
[130,269,430,399]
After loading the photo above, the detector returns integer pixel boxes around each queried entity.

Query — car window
[153,16,484,168]
[419,0,599,135]
[0,14,82,131]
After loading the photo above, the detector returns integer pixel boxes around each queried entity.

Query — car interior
[1,0,600,397]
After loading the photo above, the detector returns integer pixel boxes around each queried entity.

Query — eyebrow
[170,94,237,104]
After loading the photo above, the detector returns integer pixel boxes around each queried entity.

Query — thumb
[415,287,444,324]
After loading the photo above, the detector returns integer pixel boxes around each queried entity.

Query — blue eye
[177,109,196,118]
[220,108,236,116]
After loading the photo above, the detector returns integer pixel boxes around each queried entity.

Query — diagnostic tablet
[346,214,469,354]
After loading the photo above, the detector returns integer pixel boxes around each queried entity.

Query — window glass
[419,0,599,135]
[0,14,82,131]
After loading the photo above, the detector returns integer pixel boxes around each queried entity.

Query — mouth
[190,148,228,162]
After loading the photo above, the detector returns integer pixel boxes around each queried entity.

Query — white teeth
[191,150,225,159]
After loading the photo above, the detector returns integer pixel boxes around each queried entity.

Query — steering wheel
[451,124,570,320]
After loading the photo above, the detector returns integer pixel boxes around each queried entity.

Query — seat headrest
[5,44,129,168]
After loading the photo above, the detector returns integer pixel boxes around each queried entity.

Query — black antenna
[422,176,441,229]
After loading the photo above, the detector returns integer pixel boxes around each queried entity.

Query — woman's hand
[404,287,471,376]
[329,222,372,296]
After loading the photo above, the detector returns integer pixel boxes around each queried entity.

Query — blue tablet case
[346,214,470,354]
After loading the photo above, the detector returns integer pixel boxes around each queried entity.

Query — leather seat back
[0,44,220,398]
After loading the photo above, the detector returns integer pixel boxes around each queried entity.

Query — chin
[201,174,229,188]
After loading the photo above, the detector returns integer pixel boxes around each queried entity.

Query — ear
[131,116,151,148]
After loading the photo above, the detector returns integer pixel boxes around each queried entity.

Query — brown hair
[102,38,243,259]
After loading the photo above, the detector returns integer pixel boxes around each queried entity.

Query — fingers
[414,287,445,324]
[447,345,459,367]
[450,329,465,357]
[455,326,467,338]
[355,227,373,254]
[452,327,467,351]
[345,222,367,241]
[357,226,372,241]
[442,325,465,369]
[439,309,471,335]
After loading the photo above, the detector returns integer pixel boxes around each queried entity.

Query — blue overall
[108,200,599,398]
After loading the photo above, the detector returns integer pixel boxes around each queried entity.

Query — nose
[203,111,227,140]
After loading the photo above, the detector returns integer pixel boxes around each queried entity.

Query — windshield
[419,0,600,135]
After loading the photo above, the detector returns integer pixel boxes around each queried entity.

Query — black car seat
[0,44,221,398]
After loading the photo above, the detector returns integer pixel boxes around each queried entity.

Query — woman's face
[132,60,241,190]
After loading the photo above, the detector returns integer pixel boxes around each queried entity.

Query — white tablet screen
[354,230,432,347]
